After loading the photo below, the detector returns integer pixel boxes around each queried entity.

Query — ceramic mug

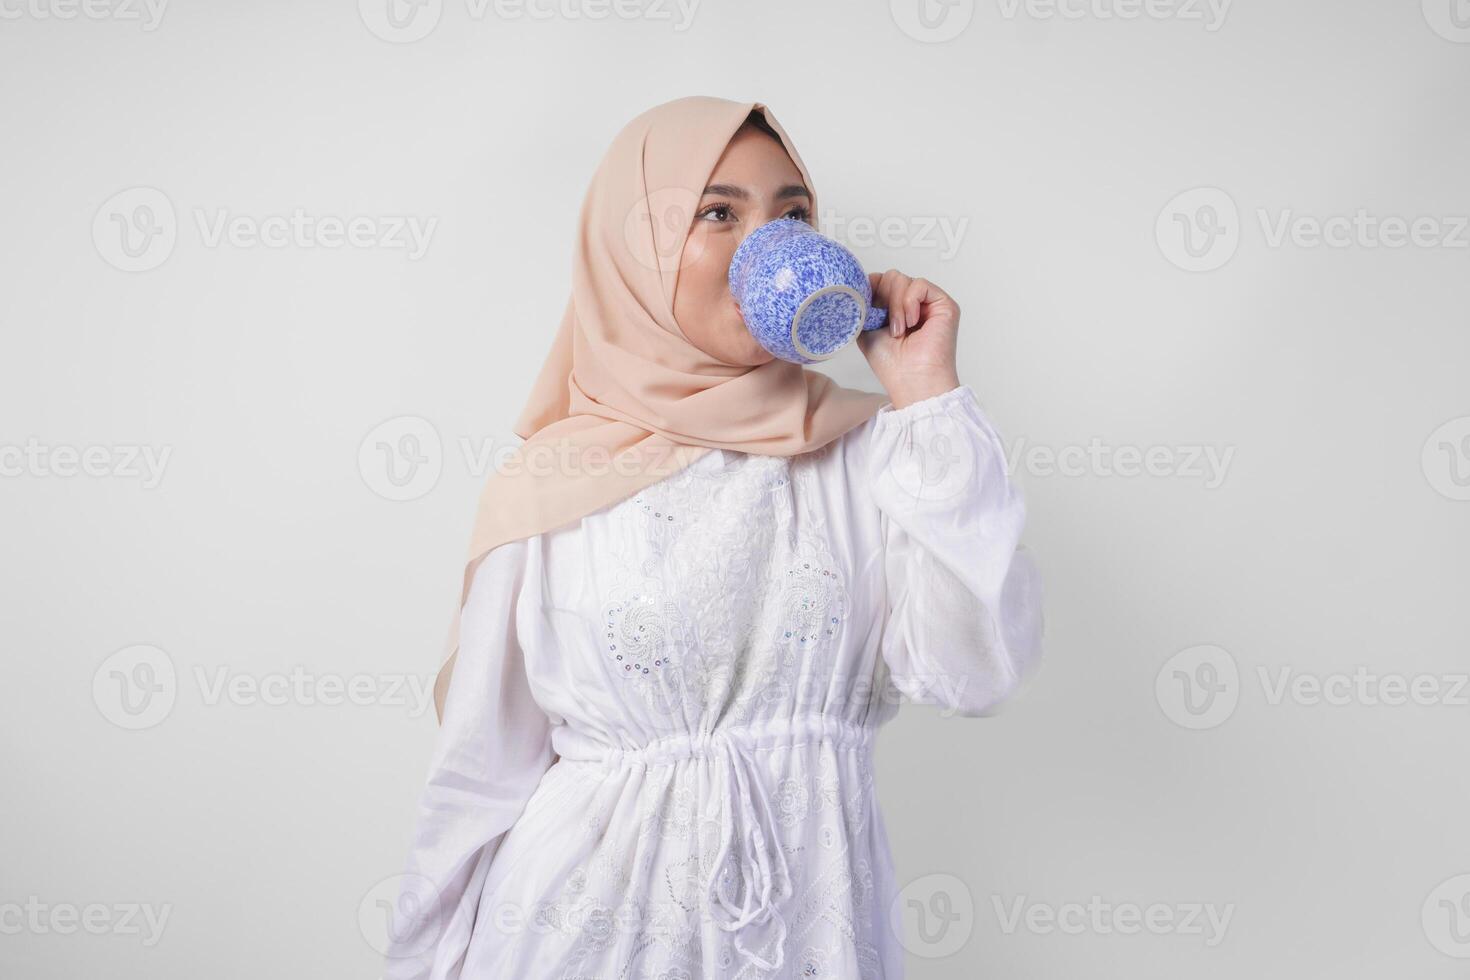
[727,217,888,365]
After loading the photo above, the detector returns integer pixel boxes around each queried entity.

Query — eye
[696,203,812,225]
[697,203,735,223]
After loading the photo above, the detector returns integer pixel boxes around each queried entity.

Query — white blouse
[383,383,1044,980]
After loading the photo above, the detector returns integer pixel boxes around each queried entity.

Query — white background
[2,0,1468,976]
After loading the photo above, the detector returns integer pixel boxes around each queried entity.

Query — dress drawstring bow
[700,729,794,973]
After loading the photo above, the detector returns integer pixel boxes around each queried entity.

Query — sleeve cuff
[874,383,975,427]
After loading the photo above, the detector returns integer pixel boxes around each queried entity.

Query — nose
[733,212,778,248]
[735,211,797,261]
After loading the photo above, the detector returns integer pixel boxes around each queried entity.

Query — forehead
[705,126,806,185]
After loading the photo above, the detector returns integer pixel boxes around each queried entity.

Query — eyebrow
[701,182,811,202]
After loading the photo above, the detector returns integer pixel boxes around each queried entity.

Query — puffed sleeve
[383,536,557,980]
[865,383,1044,717]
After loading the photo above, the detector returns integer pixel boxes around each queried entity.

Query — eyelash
[698,203,811,224]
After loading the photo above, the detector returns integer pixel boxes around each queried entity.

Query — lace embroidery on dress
[513,445,885,978]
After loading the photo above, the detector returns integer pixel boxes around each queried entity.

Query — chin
[717,316,772,367]
[734,338,775,367]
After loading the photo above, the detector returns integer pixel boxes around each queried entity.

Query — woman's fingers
[870,269,955,339]
[872,268,912,337]
[903,277,927,329]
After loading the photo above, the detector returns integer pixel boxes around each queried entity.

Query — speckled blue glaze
[727,218,888,365]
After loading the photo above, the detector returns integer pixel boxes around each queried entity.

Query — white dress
[383,384,1044,980]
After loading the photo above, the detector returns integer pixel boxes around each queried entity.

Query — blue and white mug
[727,217,888,365]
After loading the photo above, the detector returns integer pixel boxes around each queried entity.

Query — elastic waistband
[551,716,876,768]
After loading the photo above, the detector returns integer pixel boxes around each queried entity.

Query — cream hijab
[432,96,890,720]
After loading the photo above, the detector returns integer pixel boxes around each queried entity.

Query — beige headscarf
[432,95,890,720]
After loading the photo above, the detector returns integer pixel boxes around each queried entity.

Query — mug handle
[862,304,889,331]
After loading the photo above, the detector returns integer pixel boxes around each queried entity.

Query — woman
[383,95,1043,979]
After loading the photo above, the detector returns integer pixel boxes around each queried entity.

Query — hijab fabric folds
[432,96,890,720]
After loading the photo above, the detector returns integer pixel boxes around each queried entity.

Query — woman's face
[672,123,814,366]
